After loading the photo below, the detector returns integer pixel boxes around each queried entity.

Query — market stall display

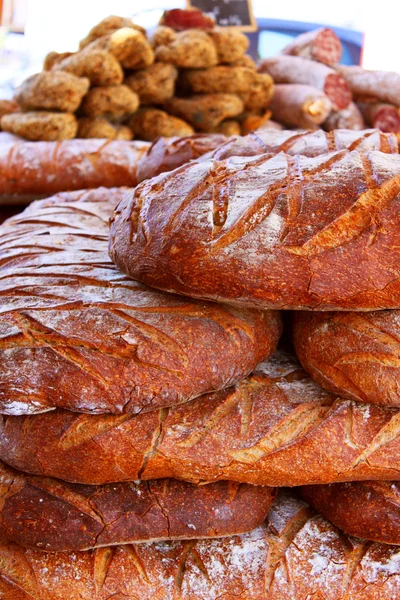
[2,10,400,600]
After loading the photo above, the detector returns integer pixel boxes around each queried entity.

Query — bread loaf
[0,491,399,599]
[3,350,400,486]
[110,149,400,310]
[136,129,398,184]
[301,481,400,545]
[0,188,281,415]
[136,133,227,183]
[294,310,400,406]
[212,127,398,160]
[0,460,275,551]
[0,139,149,204]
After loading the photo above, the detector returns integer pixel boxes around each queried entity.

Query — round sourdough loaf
[0,491,400,599]
[110,149,400,310]
[294,310,400,406]
[0,460,276,551]
[301,481,400,545]
[3,350,400,486]
[0,188,281,415]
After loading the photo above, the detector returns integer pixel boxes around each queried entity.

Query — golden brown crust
[293,310,400,406]
[136,133,227,182]
[0,189,281,415]
[14,71,90,113]
[124,63,178,105]
[301,481,400,544]
[0,100,19,124]
[110,148,400,310]
[80,85,139,120]
[54,48,123,86]
[214,119,241,136]
[3,350,400,486]
[208,27,249,63]
[0,460,275,551]
[79,15,146,50]
[1,492,400,599]
[0,139,148,199]
[238,73,274,111]
[181,66,258,94]
[0,112,77,141]
[128,108,194,140]
[43,51,74,71]
[165,94,243,131]
[211,128,399,160]
[96,28,154,69]
[155,30,218,68]
[77,117,133,139]
[150,25,177,48]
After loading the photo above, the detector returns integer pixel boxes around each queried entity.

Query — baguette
[0,188,281,415]
[3,350,400,486]
[0,491,399,599]
[293,310,400,406]
[301,481,400,545]
[0,460,276,551]
[110,149,400,310]
[0,139,149,205]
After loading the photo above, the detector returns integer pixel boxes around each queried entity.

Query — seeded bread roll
[0,491,400,599]
[0,188,281,415]
[110,149,400,310]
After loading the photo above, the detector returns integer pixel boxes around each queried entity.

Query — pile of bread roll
[1,119,400,598]
[0,9,274,142]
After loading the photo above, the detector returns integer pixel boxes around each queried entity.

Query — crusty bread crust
[110,149,400,310]
[0,491,399,599]
[294,310,400,406]
[0,460,276,551]
[0,188,281,415]
[301,480,400,545]
[2,350,400,486]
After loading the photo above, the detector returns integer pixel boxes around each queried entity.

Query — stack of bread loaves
[1,127,400,598]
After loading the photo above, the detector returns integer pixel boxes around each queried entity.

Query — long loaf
[0,139,149,204]
[0,460,275,551]
[0,491,399,599]
[3,350,400,486]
